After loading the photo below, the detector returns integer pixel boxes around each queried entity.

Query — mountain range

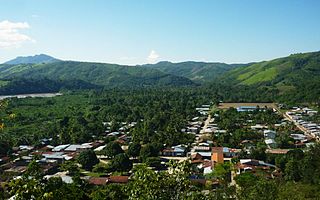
[4,54,61,65]
[0,52,319,101]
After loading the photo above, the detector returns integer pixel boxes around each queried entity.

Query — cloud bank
[147,50,160,64]
[0,20,34,48]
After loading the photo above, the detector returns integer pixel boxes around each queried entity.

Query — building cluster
[1,104,319,188]
[160,104,282,184]
[286,107,320,140]
[0,121,137,186]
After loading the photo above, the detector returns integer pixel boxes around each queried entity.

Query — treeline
[0,76,319,105]
[0,78,99,95]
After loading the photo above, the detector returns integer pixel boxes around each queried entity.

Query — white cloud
[147,50,160,64]
[0,20,34,49]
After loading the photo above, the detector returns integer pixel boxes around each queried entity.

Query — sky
[0,0,320,65]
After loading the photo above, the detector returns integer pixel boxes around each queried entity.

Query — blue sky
[0,0,319,65]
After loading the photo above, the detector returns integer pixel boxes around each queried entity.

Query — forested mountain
[1,51,319,103]
[4,54,61,65]
[0,61,196,94]
[143,61,244,82]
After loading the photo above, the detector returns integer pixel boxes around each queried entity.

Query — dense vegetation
[143,61,244,82]
[0,61,196,92]
[0,88,215,147]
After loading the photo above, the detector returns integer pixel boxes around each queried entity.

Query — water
[0,93,62,100]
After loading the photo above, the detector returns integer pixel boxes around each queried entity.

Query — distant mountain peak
[4,54,61,65]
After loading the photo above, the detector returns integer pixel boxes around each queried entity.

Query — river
[0,93,62,100]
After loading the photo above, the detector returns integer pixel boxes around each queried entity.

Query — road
[202,114,212,133]
[283,112,316,139]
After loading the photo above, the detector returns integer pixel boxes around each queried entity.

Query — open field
[218,102,277,109]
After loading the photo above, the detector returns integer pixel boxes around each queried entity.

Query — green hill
[0,61,196,94]
[220,51,320,102]
[143,61,244,82]
[223,51,320,86]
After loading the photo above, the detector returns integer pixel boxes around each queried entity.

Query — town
[1,101,319,194]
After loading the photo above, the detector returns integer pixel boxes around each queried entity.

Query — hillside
[143,61,243,82]
[220,51,320,102]
[0,61,196,94]
[4,54,61,65]
[223,51,320,86]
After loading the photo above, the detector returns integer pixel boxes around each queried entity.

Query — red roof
[107,176,129,184]
[88,177,108,185]
[191,159,203,164]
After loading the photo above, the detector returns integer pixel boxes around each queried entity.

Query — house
[193,146,210,152]
[264,130,276,139]
[240,140,255,151]
[187,127,199,134]
[265,139,277,148]
[266,149,290,154]
[18,145,34,151]
[290,134,307,141]
[251,124,268,130]
[107,176,129,184]
[201,160,213,174]
[236,159,276,175]
[52,144,70,152]
[214,130,227,134]
[222,147,241,158]
[191,153,203,161]
[64,144,92,152]
[88,177,108,185]
[161,145,186,157]
[94,145,106,152]
[44,172,73,184]
[196,152,212,160]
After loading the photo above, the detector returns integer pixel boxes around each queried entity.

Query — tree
[235,172,258,189]
[250,146,267,161]
[77,150,99,171]
[9,177,44,200]
[25,160,43,180]
[90,184,128,200]
[109,153,132,172]
[127,142,141,158]
[301,143,320,184]
[92,163,109,173]
[211,162,232,186]
[139,144,160,162]
[60,161,80,176]
[103,142,124,158]
[145,157,162,169]
[128,162,196,200]
[238,179,278,200]
[284,159,302,182]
